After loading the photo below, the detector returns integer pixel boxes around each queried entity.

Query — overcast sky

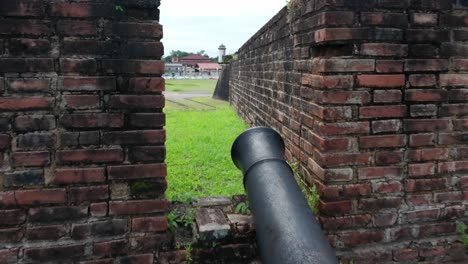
[159,0,287,57]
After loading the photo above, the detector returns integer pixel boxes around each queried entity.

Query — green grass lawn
[165,96,247,202]
[165,79,218,93]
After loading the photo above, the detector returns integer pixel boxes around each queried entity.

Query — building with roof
[165,54,222,79]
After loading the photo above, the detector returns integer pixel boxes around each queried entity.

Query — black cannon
[231,127,338,264]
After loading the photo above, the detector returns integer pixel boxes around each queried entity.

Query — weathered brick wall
[231,0,468,262]
[0,1,169,263]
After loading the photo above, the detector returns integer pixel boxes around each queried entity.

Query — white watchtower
[218,43,226,63]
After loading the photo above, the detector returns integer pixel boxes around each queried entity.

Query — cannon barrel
[231,127,338,264]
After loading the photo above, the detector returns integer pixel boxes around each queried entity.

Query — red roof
[197,63,221,70]
[179,54,212,62]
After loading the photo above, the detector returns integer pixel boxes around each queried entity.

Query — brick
[53,168,105,184]
[409,44,439,58]
[102,60,165,74]
[409,163,435,177]
[342,184,371,196]
[0,248,18,264]
[373,90,403,103]
[60,113,123,128]
[62,40,117,55]
[69,186,109,203]
[372,120,401,133]
[129,77,165,93]
[60,58,97,73]
[0,209,26,226]
[454,119,468,131]
[49,3,113,18]
[408,74,437,87]
[314,28,372,43]
[360,105,406,118]
[59,77,115,91]
[28,206,87,223]
[90,203,107,217]
[410,104,437,117]
[319,200,352,216]
[78,259,113,264]
[16,189,66,206]
[313,59,375,73]
[9,38,50,55]
[125,42,164,58]
[357,75,405,87]
[132,216,168,232]
[60,131,99,147]
[439,133,468,145]
[440,74,468,87]
[374,28,403,41]
[453,59,468,70]
[7,78,50,93]
[0,97,54,111]
[320,215,371,230]
[318,153,372,167]
[11,151,50,167]
[376,151,404,165]
[108,164,166,180]
[301,74,354,89]
[0,19,50,36]
[109,200,167,215]
[0,134,10,150]
[411,13,438,26]
[418,223,456,238]
[340,230,385,247]
[358,166,403,180]
[404,59,448,72]
[444,206,465,219]
[442,43,468,57]
[14,115,56,131]
[4,169,44,187]
[406,29,449,43]
[358,197,401,210]
[405,179,447,192]
[408,148,449,162]
[320,91,370,105]
[360,43,408,57]
[108,95,164,109]
[373,181,402,193]
[409,133,435,147]
[102,130,165,145]
[0,58,53,73]
[360,135,405,148]
[56,148,124,165]
[130,146,166,162]
[440,104,468,116]
[410,0,452,10]
[57,20,97,36]
[438,161,468,173]
[376,60,404,73]
[405,89,446,102]
[404,119,449,132]
[373,211,398,227]
[72,219,127,240]
[393,248,419,261]
[449,89,468,102]
[24,244,85,261]
[361,12,408,27]
[0,192,17,208]
[94,239,127,256]
[118,254,154,264]
[27,225,68,241]
[17,132,55,151]
[0,228,23,242]
[0,1,45,16]
[107,22,163,39]
[316,122,369,136]
[63,95,100,110]
[129,113,165,128]
[435,192,463,203]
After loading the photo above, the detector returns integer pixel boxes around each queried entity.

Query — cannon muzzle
[231,127,338,264]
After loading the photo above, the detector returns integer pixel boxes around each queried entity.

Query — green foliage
[235,202,251,215]
[167,208,196,233]
[166,92,247,200]
[185,244,193,263]
[115,5,125,13]
[457,222,468,248]
[290,162,320,215]
[165,79,218,93]
[286,0,302,11]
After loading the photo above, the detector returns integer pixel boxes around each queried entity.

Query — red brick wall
[231,0,468,262]
[0,1,169,263]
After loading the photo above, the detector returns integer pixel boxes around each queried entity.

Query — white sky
[159,0,287,57]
